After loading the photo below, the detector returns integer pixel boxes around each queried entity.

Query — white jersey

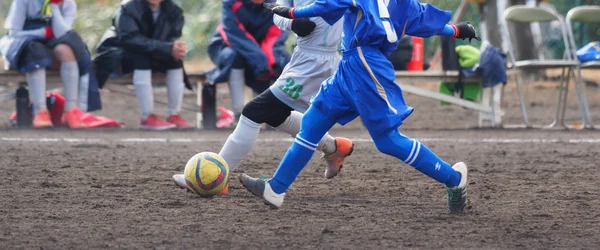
[270,0,342,112]
[273,0,342,52]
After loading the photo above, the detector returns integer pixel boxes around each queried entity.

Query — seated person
[94,0,190,130]
[1,0,91,129]
[202,0,291,128]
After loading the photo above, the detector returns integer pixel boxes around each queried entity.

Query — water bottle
[16,83,32,128]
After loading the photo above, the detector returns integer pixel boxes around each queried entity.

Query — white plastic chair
[503,5,585,128]
[566,6,600,129]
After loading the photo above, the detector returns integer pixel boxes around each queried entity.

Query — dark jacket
[205,0,290,85]
[94,0,190,89]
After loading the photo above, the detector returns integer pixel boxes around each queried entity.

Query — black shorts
[127,51,183,72]
[242,88,293,128]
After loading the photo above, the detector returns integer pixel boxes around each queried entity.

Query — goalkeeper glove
[453,22,481,43]
[264,3,295,19]
[291,18,316,37]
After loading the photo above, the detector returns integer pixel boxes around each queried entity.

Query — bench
[0,69,505,128]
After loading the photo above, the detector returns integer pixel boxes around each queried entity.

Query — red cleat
[63,107,86,129]
[167,114,193,129]
[323,137,355,179]
[33,110,53,128]
[140,114,176,131]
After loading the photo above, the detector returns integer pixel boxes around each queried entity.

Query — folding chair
[566,6,600,129]
[503,5,583,128]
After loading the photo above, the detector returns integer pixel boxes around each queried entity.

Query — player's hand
[453,22,481,43]
[264,3,294,19]
[291,18,316,37]
[172,40,187,60]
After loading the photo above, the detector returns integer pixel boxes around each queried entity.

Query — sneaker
[216,107,235,129]
[446,162,468,213]
[167,115,192,129]
[63,107,86,129]
[33,110,53,128]
[140,114,176,131]
[172,174,229,195]
[323,137,355,179]
[239,173,285,208]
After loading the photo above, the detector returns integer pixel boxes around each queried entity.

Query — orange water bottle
[406,37,424,71]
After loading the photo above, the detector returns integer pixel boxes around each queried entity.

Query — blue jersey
[294,0,451,56]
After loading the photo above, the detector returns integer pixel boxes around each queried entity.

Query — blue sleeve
[293,0,353,25]
[440,24,456,36]
[404,2,452,38]
[221,0,269,74]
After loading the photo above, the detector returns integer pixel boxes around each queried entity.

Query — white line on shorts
[2,137,600,144]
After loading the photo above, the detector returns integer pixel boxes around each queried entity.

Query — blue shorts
[311,46,414,134]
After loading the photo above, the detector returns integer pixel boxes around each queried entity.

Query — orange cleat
[167,114,193,129]
[33,110,53,128]
[323,137,354,179]
[63,107,86,129]
[140,114,175,130]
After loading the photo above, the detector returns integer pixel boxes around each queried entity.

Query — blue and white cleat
[239,173,285,208]
[446,162,468,213]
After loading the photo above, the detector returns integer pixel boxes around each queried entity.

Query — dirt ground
[1,74,600,249]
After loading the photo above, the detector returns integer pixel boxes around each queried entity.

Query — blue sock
[269,136,317,194]
[268,106,337,194]
[372,130,461,188]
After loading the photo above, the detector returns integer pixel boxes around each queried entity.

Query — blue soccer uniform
[240,0,479,212]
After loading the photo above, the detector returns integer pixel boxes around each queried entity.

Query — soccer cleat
[167,114,193,129]
[63,107,86,129]
[140,114,176,130]
[172,174,229,195]
[446,162,468,213]
[323,137,354,179]
[239,173,285,208]
[216,107,235,129]
[33,110,53,128]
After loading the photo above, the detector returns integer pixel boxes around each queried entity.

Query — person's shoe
[216,107,235,129]
[446,162,468,213]
[167,114,193,129]
[140,114,176,131]
[33,110,53,128]
[239,173,285,208]
[323,137,355,179]
[172,174,229,195]
[63,107,86,129]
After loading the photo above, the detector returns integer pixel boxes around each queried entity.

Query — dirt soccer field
[1,79,600,249]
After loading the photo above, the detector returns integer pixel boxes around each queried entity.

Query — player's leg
[26,68,53,128]
[53,43,84,128]
[239,104,339,207]
[163,60,192,128]
[131,52,175,130]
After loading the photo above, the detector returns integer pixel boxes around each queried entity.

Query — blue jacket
[206,0,290,84]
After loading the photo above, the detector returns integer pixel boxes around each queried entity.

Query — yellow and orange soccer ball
[183,152,229,197]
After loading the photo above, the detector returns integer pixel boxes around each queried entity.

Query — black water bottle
[16,83,32,128]
[202,82,217,130]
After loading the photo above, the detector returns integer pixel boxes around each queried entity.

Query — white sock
[133,70,153,120]
[218,115,261,170]
[229,68,245,115]
[26,69,47,116]
[276,111,337,155]
[79,74,89,112]
[166,68,184,116]
[61,61,79,111]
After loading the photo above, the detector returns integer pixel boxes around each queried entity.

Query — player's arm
[403,1,479,41]
[273,0,316,37]
[5,0,52,39]
[221,0,270,76]
[265,0,352,25]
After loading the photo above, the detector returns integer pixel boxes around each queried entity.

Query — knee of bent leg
[53,44,76,62]
[241,100,264,124]
[372,131,414,159]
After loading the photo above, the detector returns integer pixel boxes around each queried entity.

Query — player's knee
[53,44,76,62]
[372,131,413,160]
[241,101,264,124]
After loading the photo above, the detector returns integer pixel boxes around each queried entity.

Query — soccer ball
[183,152,229,197]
